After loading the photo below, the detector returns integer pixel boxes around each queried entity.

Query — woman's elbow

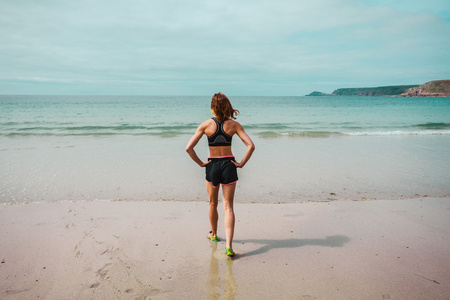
[185,144,196,155]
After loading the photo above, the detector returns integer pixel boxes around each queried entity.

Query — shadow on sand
[206,235,350,298]
[234,235,351,257]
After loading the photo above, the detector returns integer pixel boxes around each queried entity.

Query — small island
[307,80,450,97]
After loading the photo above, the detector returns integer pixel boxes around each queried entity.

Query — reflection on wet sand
[207,242,237,299]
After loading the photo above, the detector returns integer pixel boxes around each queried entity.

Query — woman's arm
[232,123,255,168]
[186,123,211,167]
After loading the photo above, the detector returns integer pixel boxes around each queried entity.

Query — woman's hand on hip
[200,160,211,167]
[231,160,243,168]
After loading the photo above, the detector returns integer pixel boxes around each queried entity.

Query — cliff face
[400,80,450,97]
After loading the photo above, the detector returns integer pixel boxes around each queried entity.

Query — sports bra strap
[208,118,232,147]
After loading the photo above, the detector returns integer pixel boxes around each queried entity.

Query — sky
[1,0,449,96]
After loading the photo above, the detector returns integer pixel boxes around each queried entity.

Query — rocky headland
[307,79,450,97]
[399,80,450,97]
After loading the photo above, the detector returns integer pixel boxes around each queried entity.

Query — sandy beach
[2,0,450,297]
[1,197,449,299]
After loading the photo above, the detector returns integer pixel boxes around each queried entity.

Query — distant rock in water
[399,80,450,97]
[305,91,333,96]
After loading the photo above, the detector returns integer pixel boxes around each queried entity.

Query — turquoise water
[1,95,449,203]
[1,95,449,137]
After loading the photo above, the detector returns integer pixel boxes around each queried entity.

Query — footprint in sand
[5,288,32,295]
[97,263,113,280]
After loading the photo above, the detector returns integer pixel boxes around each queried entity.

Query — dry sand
[1,198,449,299]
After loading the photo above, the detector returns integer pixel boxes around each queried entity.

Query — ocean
[1,95,450,203]
[1,95,450,138]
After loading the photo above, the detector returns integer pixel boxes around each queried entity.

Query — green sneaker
[226,247,235,256]
[207,231,218,242]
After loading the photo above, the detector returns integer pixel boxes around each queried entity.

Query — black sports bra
[208,118,232,147]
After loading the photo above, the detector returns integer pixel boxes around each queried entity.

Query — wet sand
[1,198,449,299]
[2,135,450,204]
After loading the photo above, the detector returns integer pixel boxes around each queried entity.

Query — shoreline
[1,198,449,299]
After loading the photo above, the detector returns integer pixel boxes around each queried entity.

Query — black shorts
[205,156,238,187]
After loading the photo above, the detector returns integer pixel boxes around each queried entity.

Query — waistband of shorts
[208,155,235,161]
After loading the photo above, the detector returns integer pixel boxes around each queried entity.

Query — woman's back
[205,118,238,157]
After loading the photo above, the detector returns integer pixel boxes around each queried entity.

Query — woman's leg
[206,181,219,237]
[222,183,236,249]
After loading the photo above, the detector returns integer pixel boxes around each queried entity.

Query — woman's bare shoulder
[227,119,243,128]
[200,118,214,127]
[225,119,240,124]
[223,119,243,135]
[197,119,215,133]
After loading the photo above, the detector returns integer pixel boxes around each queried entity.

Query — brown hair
[211,93,239,123]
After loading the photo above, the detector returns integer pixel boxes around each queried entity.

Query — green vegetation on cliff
[419,80,449,93]
[332,85,419,96]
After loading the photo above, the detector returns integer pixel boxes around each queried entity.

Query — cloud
[361,0,450,20]
[0,0,449,95]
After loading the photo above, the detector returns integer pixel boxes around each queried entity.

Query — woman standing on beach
[186,93,255,256]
